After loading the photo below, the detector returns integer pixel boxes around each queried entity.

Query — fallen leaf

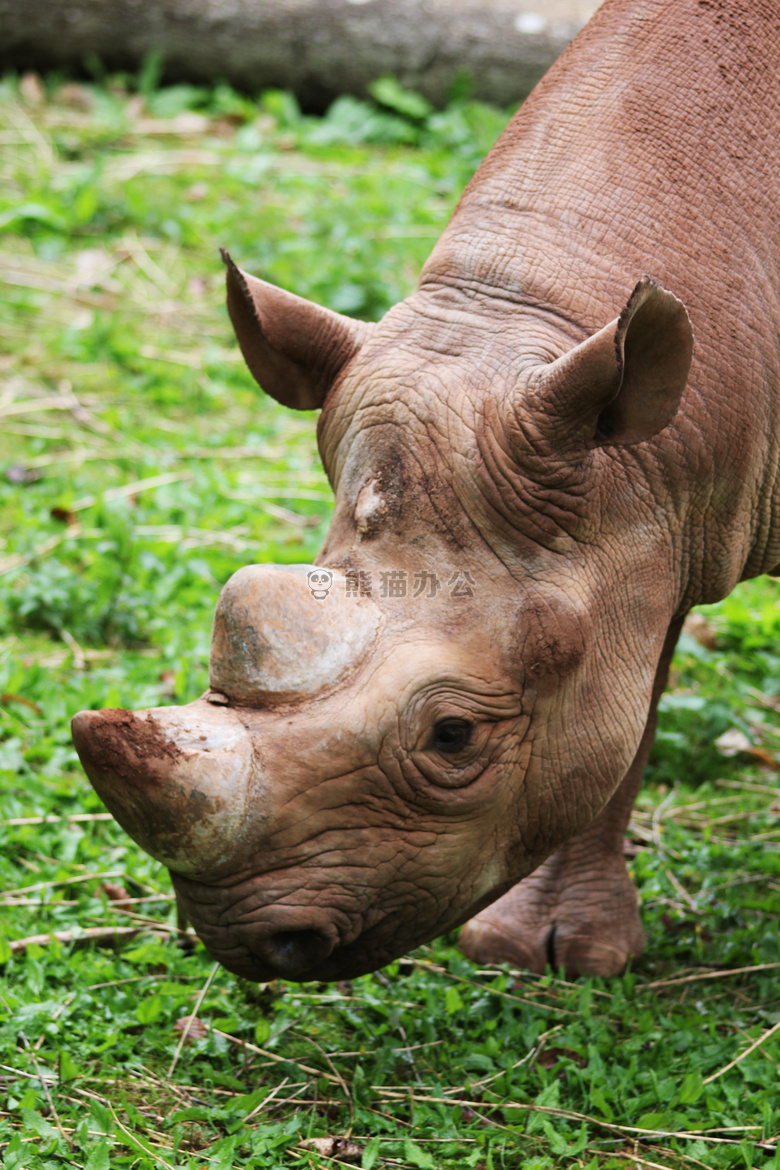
[173,1016,208,1042]
[50,507,78,525]
[101,882,130,902]
[299,1136,362,1162]
[715,728,752,757]
[715,728,778,769]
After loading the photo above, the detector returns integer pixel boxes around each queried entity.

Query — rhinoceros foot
[459,850,645,979]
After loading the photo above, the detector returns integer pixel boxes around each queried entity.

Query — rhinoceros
[72,0,780,983]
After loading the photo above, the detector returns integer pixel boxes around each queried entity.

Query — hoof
[460,914,549,975]
[459,860,645,979]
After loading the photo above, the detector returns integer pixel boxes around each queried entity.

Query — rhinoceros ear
[531,278,693,447]
[222,249,375,410]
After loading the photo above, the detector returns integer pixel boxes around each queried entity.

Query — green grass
[1,71,780,1170]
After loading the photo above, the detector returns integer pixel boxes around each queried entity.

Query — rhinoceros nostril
[268,929,334,976]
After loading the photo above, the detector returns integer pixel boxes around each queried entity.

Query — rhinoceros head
[72,252,692,982]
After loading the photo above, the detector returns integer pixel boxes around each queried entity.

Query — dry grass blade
[2,99,54,164]
[702,1018,780,1085]
[118,234,179,295]
[59,627,86,668]
[139,344,202,368]
[664,867,699,911]
[0,692,43,715]
[717,778,780,796]
[243,1077,292,1122]
[412,959,582,1013]
[13,448,113,470]
[167,962,219,1077]
[105,1100,178,1170]
[646,961,780,990]
[132,523,255,552]
[9,925,148,953]
[447,1024,565,1095]
[1,870,128,898]
[296,1032,355,1129]
[70,470,193,512]
[372,1092,756,1145]
[182,445,285,460]
[257,499,321,528]
[618,1153,680,1170]
[211,1028,343,1086]
[103,149,226,184]
[0,394,83,419]
[17,1032,70,1146]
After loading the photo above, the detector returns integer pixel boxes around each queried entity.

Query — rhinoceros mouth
[193,929,403,984]
[170,869,406,982]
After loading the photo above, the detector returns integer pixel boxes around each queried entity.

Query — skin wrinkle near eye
[405,682,523,733]
[223,852,432,931]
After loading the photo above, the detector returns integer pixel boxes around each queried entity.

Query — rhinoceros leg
[460,616,684,978]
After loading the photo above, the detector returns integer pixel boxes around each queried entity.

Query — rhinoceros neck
[420,0,780,609]
[424,0,778,322]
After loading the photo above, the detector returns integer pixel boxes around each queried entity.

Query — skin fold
[72,0,780,981]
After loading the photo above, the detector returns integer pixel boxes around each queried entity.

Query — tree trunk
[0,0,600,111]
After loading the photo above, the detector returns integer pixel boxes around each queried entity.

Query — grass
[1,69,780,1170]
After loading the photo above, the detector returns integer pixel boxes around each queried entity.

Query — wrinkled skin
[72,0,780,982]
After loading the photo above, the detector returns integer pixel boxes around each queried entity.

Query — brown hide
[72,0,780,983]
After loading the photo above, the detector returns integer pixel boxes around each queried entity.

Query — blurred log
[0,0,601,111]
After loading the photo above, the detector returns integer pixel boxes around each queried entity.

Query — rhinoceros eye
[433,718,472,755]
